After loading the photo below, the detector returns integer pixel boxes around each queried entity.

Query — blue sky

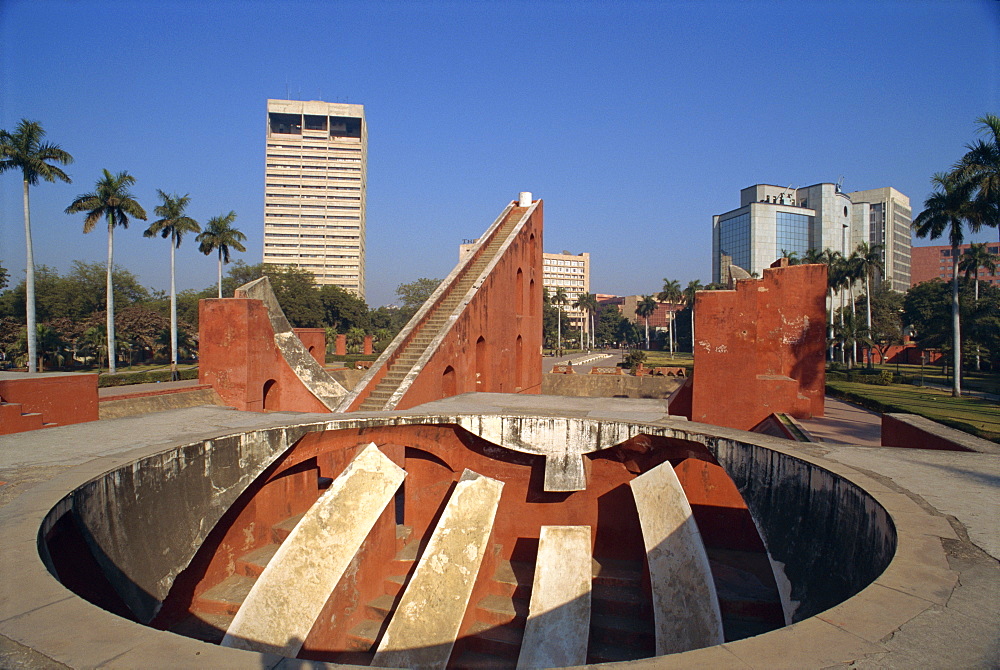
[1,0,998,307]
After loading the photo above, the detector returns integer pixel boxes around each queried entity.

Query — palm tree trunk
[170,238,178,378]
[865,272,873,368]
[951,242,962,397]
[217,250,224,299]
[690,306,695,351]
[645,318,650,350]
[839,286,846,365]
[849,287,857,369]
[827,288,835,361]
[668,312,673,355]
[974,273,981,372]
[557,306,561,355]
[22,180,37,374]
[106,219,116,375]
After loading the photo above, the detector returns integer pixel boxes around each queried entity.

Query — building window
[776,211,810,258]
[718,212,750,272]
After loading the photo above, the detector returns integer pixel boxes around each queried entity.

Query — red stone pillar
[363,335,373,356]
[336,334,347,356]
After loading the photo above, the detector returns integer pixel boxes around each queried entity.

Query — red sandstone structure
[689,260,827,431]
[0,372,99,435]
[198,194,543,415]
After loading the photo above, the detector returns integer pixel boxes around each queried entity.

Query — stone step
[271,512,305,542]
[449,649,513,669]
[366,593,396,619]
[236,543,280,578]
[384,573,407,597]
[465,620,522,659]
[475,594,529,628]
[587,639,652,665]
[491,560,533,599]
[194,574,256,616]
[592,557,644,588]
[346,618,382,651]
[591,582,650,618]
[589,612,655,648]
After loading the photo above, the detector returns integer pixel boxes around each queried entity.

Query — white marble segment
[372,469,504,669]
[221,442,405,656]
[630,460,724,654]
[516,525,592,669]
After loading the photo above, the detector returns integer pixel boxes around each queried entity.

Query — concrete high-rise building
[712,183,912,290]
[847,187,912,292]
[543,251,591,336]
[263,99,367,298]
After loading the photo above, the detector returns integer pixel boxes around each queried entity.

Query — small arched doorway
[515,335,523,391]
[262,379,277,411]
[475,336,488,390]
[442,365,456,398]
[516,268,524,315]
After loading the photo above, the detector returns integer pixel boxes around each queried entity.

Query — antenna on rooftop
[836,176,844,193]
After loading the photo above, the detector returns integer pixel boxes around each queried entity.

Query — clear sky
[1,0,998,307]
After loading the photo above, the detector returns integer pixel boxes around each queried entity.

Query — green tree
[853,242,884,367]
[266,265,324,327]
[658,279,682,355]
[682,279,703,348]
[959,242,999,370]
[318,283,369,332]
[395,277,441,321]
[0,119,73,372]
[0,262,8,291]
[144,191,200,375]
[913,171,979,395]
[635,294,657,350]
[196,211,246,298]
[955,114,1000,243]
[552,287,568,354]
[66,170,147,374]
[857,285,904,365]
[573,293,599,350]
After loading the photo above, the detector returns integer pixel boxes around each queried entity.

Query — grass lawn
[826,380,1000,444]
[878,363,1000,396]
[642,351,694,367]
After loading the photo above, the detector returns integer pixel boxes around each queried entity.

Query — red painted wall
[0,373,99,434]
[198,299,330,413]
[293,328,327,365]
[391,202,544,409]
[692,262,827,431]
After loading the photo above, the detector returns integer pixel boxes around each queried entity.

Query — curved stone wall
[37,412,896,664]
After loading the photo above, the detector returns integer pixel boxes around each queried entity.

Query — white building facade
[263,99,367,297]
[712,183,911,290]
[543,251,591,336]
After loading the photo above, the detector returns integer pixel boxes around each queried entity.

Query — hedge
[98,368,199,388]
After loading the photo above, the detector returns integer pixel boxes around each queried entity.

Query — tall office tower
[263,99,367,298]
[713,183,855,285]
[542,251,591,336]
[847,188,912,292]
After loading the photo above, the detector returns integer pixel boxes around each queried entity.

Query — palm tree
[196,211,246,298]
[573,293,599,350]
[635,294,657,350]
[682,279,702,349]
[144,191,200,377]
[658,279,682,355]
[0,120,73,373]
[959,242,999,371]
[66,170,147,375]
[820,249,842,362]
[803,248,825,265]
[913,171,978,396]
[853,243,884,367]
[552,287,568,355]
[955,114,1000,243]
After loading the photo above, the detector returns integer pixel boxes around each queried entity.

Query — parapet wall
[692,262,827,430]
[0,372,99,434]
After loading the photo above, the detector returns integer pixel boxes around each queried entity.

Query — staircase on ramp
[351,203,530,412]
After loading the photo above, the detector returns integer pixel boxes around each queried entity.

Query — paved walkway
[795,396,883,446]
[98,378,205,398]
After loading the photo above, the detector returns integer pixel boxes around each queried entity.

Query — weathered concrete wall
[542,372,682,400]
[60,422,319,623]
[0,372,98,434]
[881,413,1000,454]
[199,299,332,413]
[692,262,827,430]
[98,387,225,419]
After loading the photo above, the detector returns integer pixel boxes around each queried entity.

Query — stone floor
[0,395,997,668]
